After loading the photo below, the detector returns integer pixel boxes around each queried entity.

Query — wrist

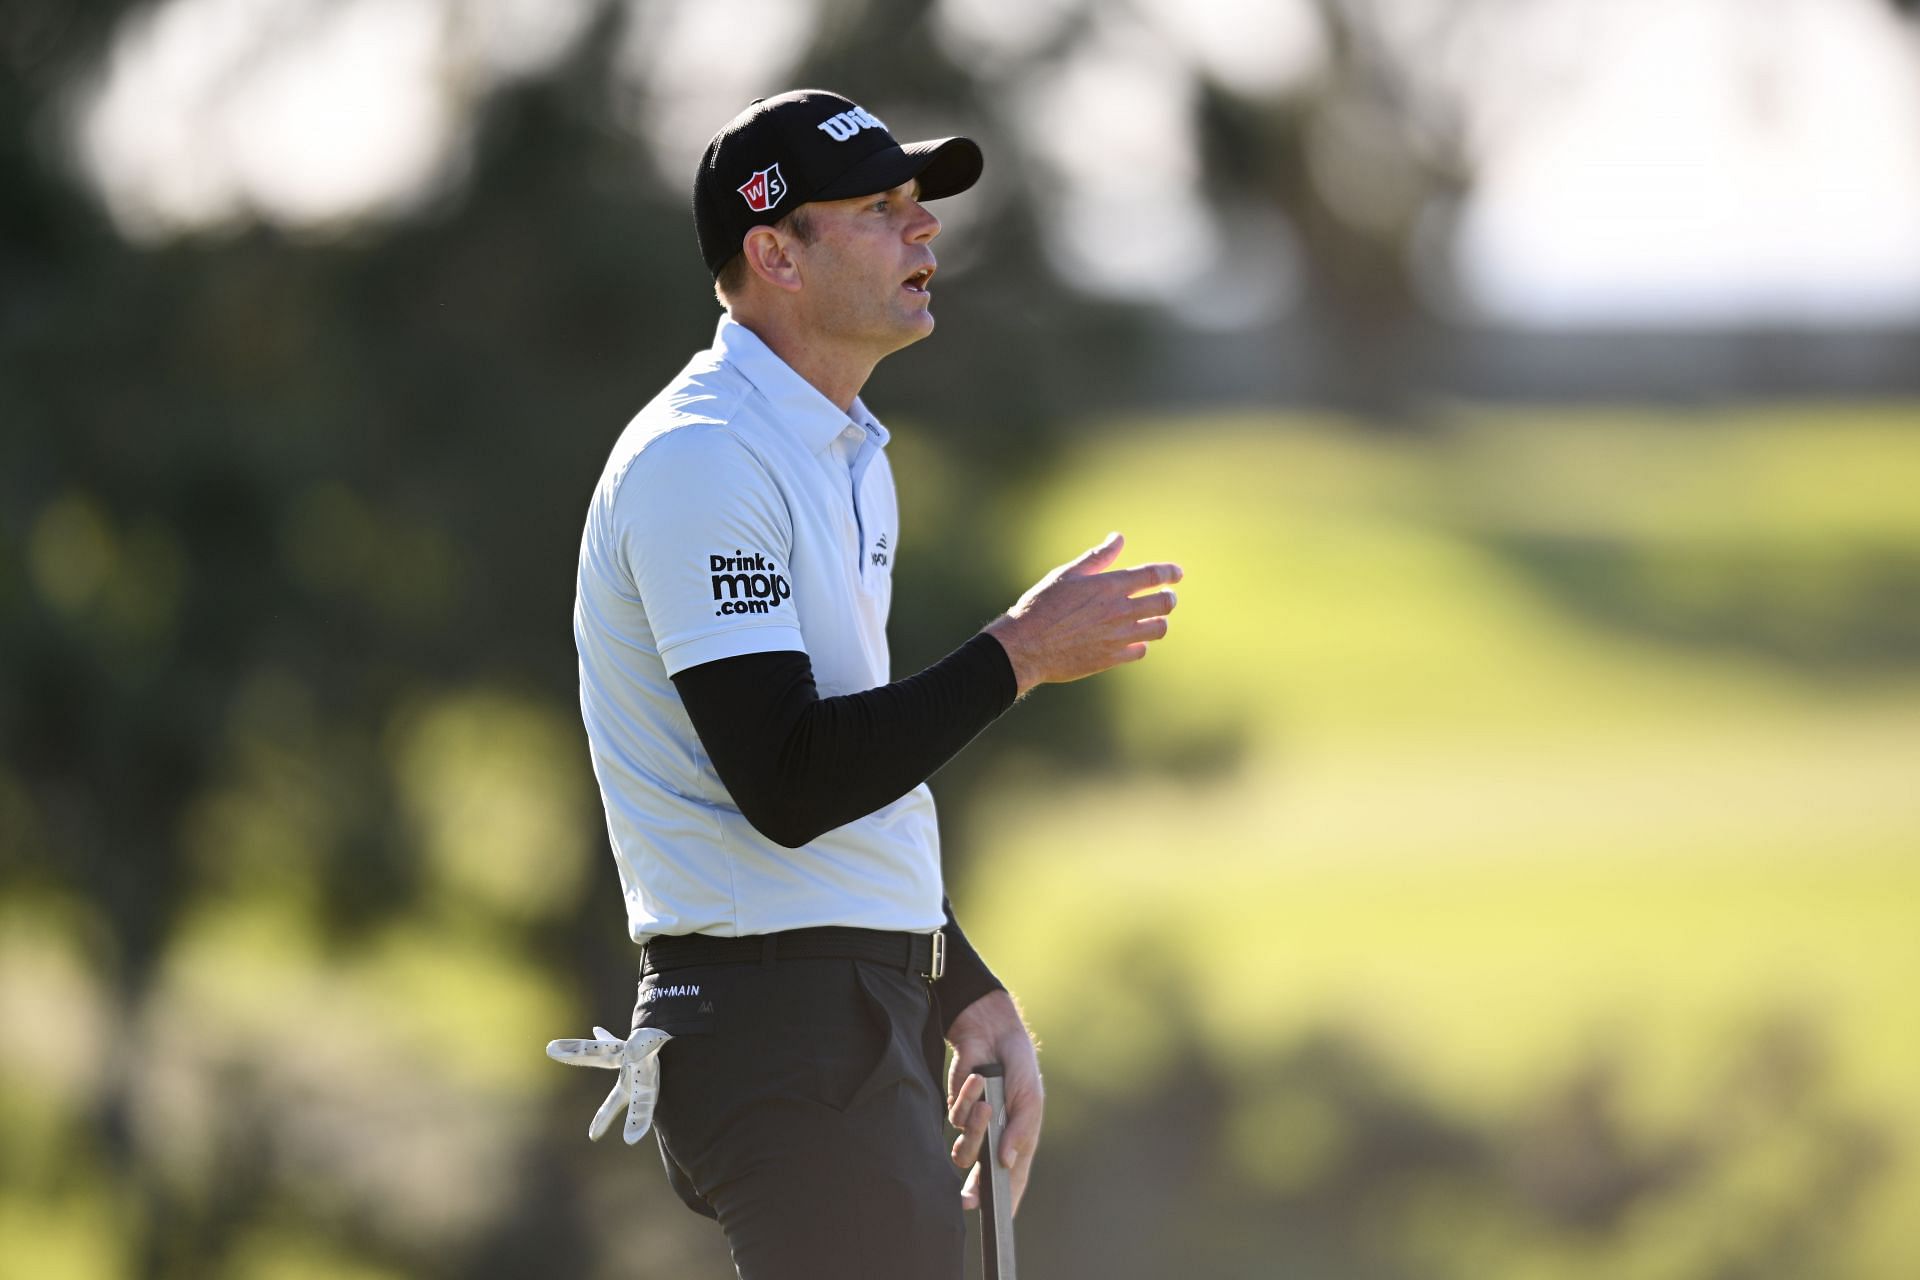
[945,985,1019,1041]
[982,617,1037,698]
[939,971,1009,1037]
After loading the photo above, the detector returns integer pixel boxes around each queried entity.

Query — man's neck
[728,308,873,415]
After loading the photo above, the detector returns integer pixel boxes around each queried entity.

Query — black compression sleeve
[936,897,1004,1032]
[670,633,1017,849]
[674,639,1014,1032]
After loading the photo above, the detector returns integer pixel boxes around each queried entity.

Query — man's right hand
[982,532,1181,697]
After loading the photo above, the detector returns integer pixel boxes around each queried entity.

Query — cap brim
[812,136,984,203]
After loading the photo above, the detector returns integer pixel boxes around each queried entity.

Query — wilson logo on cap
[736,164,787,213]
[816,107,885,142]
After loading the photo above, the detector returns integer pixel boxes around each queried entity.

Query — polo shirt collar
[848,397,889,448]
[713,316,883,455]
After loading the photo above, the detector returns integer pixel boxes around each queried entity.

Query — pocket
[631,971,721,1037]
[829,962,932,1116]
[639,960,930,1118]
[748,958,913,1115]
[634,969,724,1164]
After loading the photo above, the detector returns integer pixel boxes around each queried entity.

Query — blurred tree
[6,2,1916,1277]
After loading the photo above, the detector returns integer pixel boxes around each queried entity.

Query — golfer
[571,88,1180,1276]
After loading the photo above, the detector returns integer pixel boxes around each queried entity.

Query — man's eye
[872,199,889,211]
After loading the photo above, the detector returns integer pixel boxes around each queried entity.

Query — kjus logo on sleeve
[737,164,787,213]
[816,106,886,142]
[710,550,792,616]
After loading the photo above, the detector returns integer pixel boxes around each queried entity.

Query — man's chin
[888,308,936,349]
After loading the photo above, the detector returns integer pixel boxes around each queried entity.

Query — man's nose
[908,200,941,243]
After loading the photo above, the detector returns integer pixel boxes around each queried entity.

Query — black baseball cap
[693,89,984,277]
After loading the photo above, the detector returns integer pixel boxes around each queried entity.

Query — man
[572,89,1181,1276]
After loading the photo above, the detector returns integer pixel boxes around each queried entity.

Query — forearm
[671,633,1017,848]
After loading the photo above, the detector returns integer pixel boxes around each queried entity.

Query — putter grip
[977,1063,1017,1280]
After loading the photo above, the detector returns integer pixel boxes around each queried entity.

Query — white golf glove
[546,1025,673,1145]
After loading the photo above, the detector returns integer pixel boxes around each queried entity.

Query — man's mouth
[902,265,935,295]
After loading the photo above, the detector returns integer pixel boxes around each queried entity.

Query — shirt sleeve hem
[660,625,808,677]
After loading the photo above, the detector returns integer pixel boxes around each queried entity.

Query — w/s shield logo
[737,164,787,213]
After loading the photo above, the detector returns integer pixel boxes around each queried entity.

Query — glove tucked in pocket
[546,1026,673,1145]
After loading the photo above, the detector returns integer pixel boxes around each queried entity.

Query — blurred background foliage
[4,1,1919,1277]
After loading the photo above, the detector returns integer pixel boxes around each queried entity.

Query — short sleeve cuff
[659,624,807,677]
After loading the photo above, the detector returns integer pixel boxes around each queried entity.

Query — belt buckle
[928,929,946,981]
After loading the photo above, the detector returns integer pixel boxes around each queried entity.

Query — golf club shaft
[978,1064,1016,1280]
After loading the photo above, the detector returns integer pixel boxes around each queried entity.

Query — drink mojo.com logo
[710,550,792,616]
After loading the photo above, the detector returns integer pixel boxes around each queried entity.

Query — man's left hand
[944,989,1043,1215]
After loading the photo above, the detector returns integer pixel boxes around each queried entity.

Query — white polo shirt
[574,315,944,944]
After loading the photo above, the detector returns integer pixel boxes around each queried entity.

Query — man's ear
[742,226,804,294]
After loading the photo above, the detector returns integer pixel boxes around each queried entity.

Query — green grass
[956,404,1920,1276]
